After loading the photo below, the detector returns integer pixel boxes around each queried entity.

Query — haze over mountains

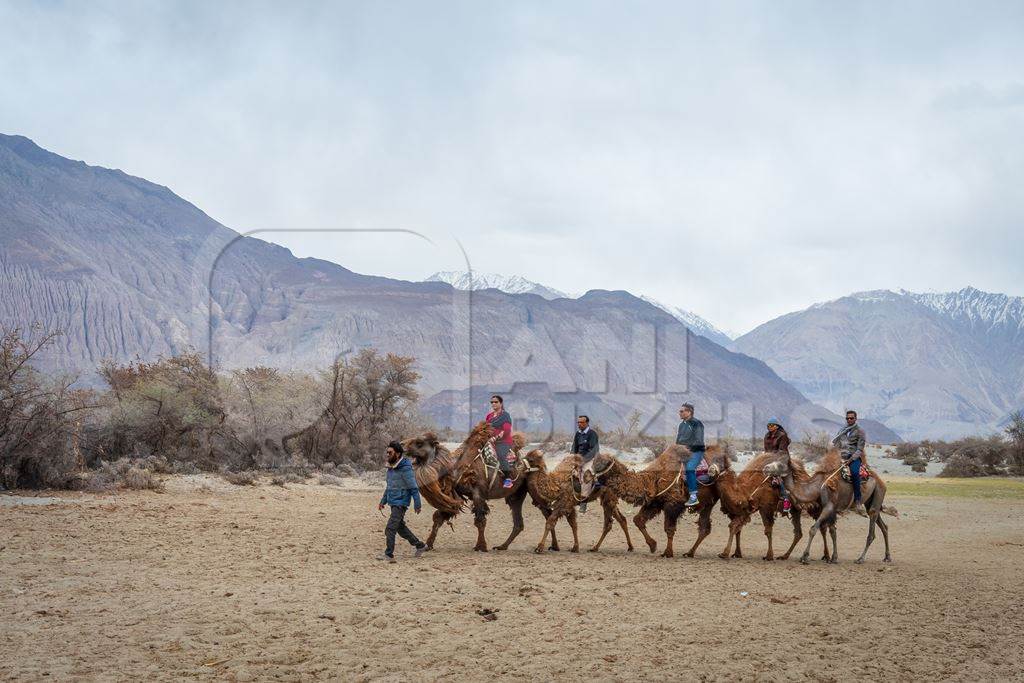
[733,288,1024,440]
[0,133,898,442]
[427,271,735,347]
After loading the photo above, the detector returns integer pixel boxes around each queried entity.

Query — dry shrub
[86,459,164,492]
[0,327,98,489]
[318,473,345,486]
[283,350,423,471]
[795,430,831,462]
[222,470,258,486]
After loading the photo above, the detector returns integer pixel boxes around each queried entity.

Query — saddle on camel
[401,422,563,552]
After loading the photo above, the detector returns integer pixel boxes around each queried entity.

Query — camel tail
[881,505,899,519]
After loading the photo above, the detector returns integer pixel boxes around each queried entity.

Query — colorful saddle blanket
[840,463,872,482]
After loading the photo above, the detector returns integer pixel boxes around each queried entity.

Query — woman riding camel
[763,417,792,514]
[486,395,516,488]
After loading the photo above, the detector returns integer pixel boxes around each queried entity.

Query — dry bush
[86,459,164,492]
[283,350,424,471]
[0,326,96,489]
[318,473,345,486]
[222,470,259,486]
[795,430,831,462]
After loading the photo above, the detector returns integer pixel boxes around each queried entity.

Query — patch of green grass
[886,477,1024,500]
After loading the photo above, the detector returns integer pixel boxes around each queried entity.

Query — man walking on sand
[377,441,426,563]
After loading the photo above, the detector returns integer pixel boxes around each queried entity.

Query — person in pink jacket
[486,395,515,488]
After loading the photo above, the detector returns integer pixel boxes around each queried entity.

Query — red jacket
[486,410,514,445]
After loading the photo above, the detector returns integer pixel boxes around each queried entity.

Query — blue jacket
[380,457,422,509]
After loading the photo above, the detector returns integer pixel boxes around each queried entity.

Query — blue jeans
[847,457,862,501]
[684,449,705,495]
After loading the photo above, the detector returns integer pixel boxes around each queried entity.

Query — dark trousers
[385,505,423,556]
[496,442,512,474]
[847,458,862,501]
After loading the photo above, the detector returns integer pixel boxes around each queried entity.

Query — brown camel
[706,450,826,561]
[582,445,722,558]
[515,451,583,553]
[764,449,894,564]
[403,423,558,552]
[514,451,635,554]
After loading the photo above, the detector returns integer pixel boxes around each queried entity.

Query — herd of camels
[403,422,896,565]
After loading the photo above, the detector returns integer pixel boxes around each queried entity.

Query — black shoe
[578,501,588,514]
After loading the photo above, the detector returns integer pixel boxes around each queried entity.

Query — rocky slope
[0,134,897,441]
[733,289,1024,440]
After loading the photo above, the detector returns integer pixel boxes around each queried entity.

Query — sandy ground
[2,475,1023,682]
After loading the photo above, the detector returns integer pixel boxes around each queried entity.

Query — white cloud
[2,1,1022,334]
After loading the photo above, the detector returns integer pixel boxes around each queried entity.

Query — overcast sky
[2,1,1023,334]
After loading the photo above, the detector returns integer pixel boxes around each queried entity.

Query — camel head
[514,449,547,478]
[579,452,617,498]
[464,421,495,452]
[402,432,441,467]
[703,445,730,479]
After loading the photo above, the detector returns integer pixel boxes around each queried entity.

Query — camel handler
[571,415,599,513]
[832,410,867,513]
[676,403,705,508]
[486,395,516,489]
[376,440,426,563]
[763,417,793,514]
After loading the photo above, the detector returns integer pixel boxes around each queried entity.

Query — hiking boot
[578,501,588,514]
[414,545,426,558]
[853,500,868,517]
[502,478,514,489]
[685,492,699,507]
[376,553,396,563]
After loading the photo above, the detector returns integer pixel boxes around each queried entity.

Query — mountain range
[0,133,897,442]
[733,288,1024,440]
[427,271,734,347]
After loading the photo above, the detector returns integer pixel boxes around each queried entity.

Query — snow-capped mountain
[426,272,733,347]
[638,296,734,347]
[734,287,1024,440]
[425,271,570,300]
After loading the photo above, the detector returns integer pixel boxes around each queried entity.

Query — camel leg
[828,524,839,564]
[612,504,634,552]
[633,507,660,554]
[876,514,893,563]
[778,509,802,561]
[683,506,712,558]
[733,524,743,559]
[821,530,830,562]
[535,513,560,554]
[425,510,451,551]
[855,509,878,564]
[493,487,527,551]
[546,507,561,551]
[800,504,830,564]
[590,502,615,552]
[760,508,775,561]
[719,518,737,560]
[567,509,580,553]
[662,511,679,558]
[472,497,490,552]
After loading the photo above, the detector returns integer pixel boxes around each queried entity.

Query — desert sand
[2,475,1023,682]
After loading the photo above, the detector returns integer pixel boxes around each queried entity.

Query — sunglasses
[846,416,856,420]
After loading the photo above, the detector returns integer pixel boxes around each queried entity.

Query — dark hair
[387,440,404,455]
[490,394,503,405]
[681,403,695,412]
[577,415,589,423]
[846,410,857,418]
